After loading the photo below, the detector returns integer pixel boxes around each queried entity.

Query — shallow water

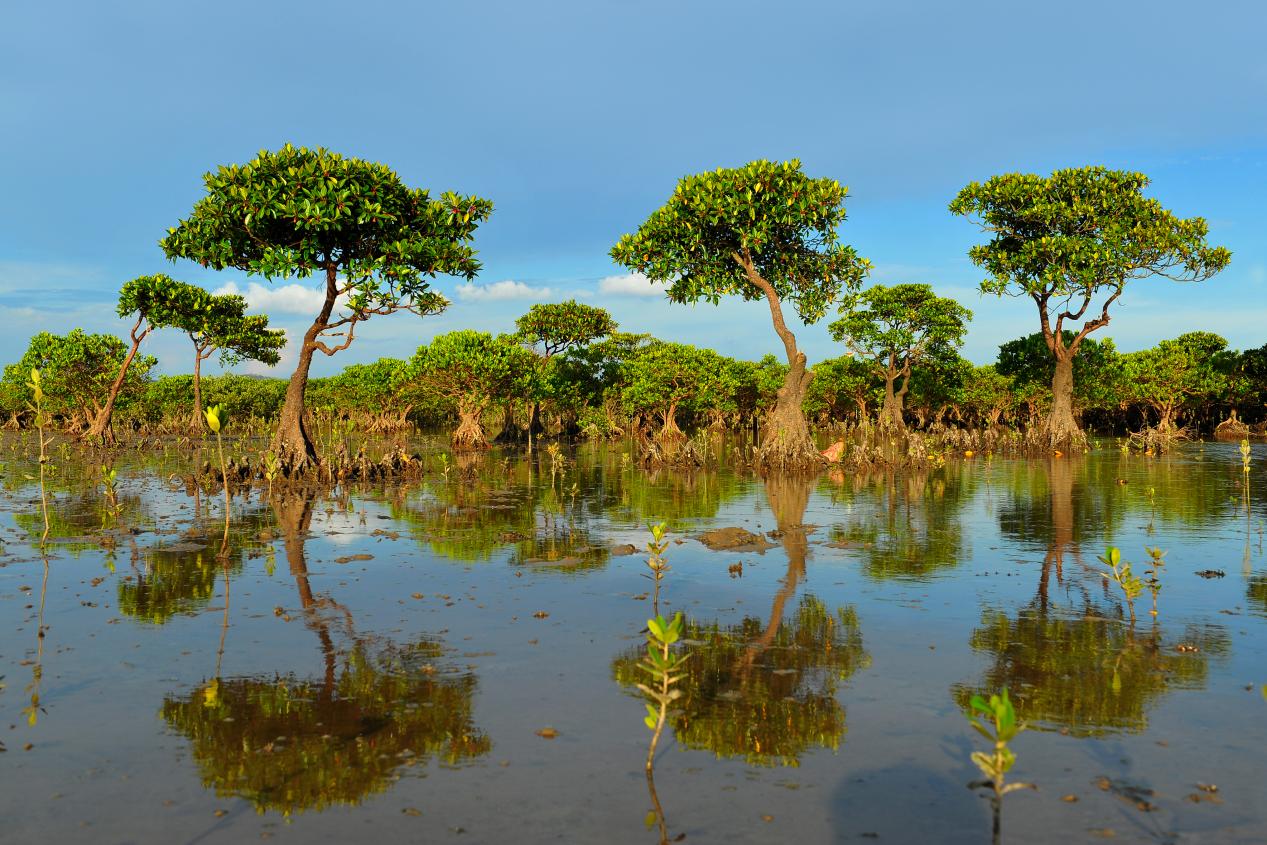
[1,438,1265,844]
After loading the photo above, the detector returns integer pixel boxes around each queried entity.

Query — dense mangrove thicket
[4,313,1266,460]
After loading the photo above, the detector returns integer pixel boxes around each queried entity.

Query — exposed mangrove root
[1214,411,1251,440]
[1129,424,1188,454]
[187,446,429,493]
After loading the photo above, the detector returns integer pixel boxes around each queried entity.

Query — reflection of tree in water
[825,466,970,580]
[117,503,275,625]
[954,609,1228,736]
[614,476,870,766]
[118,548,238,624]
[1248,575,1267,617]
[608,465,749,531]
[161,491,491,815]
[13,490,148,557]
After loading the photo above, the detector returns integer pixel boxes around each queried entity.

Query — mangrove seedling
[26,369,52,549]
[1142,546,1166,617]
[1241,439,1253,513]
[99,464,122,527]
[637,610,689,845]
[262,450,281,496]
[205,405,230,557]
[967,688,1034,845]
[1099,546,1144,625]
[643,522,671,616]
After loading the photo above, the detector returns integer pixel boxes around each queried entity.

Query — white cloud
[212,280,344,316]
[597,272,668,297]
[454,280,554,302]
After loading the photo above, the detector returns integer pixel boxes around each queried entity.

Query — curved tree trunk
[272,266,340,472]
[87,315,148,447]
[739,475,811,671]
[735,255,824,473]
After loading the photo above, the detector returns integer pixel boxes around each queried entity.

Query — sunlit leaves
[610,159,870,324]
[950,167,1230,303]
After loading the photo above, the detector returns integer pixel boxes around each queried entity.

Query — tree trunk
[1044,350,1082,450]
[658,403,684,443]
[453,398,488,450]
[271,266,340,471]
[734,255,824,472]
[493,402,525,444]
[87,316,147,446]
[739,476,811,671]
[880,368,906,431]
[191,347,205,435]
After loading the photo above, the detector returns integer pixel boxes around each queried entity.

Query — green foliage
[611,159,870,323]
[966,688,1032,798]
[638,611,689,730]
[402,331,536,416]
[309,359,414,417]
[621,342,731,428]
[804,355,876,421]
[1121,332,1234,426]
[960,365,1014,426]
[829,283,971,378]
[117,274,283,369]
[140,375,288,423]
[950,167,1230,323]
[162,144,490,291]
[1099,546,1144,625]
[3,330,155,421]
[514,300,617,357]
[161,144,492,380]
[996,332,1122,410]
[907,354,974,422]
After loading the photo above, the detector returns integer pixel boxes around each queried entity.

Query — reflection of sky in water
[0,440,1264,843]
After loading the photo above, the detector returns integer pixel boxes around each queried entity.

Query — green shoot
[205,404,230,557]
[967,688,1034,844]
[26,369,52,549]
[1142,546,1165,617]
[643,522,670,616]
[1099,546,1143,625]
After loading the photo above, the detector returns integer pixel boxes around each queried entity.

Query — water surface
[1,439,1265,843]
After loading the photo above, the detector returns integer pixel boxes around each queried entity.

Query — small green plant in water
[633,522,689,845]
[1142,546,1165,617]
[1099,546,1143,625]
[1241,439,1253,514]
[26,369,52,549]
[99,464,122,527]
[204,405,231,558]
[967,688,1034,845]
[262,450,281,495]
[643,522,670,616]
[545,442,566,485]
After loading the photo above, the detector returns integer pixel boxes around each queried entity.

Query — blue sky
[3,0,1265,376]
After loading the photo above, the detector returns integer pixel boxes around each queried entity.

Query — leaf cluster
[950,166,1230,301]
[161,144,492,320]
[611,159,870,323]
[829,283,972,376]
